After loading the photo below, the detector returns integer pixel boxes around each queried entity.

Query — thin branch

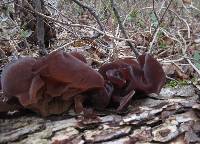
[51,41,75,52]
[33,0,47,56]
[158,0,173,27]
[0,48,7,61]
[190,4,200,13]
[148,0,173,53]
[71,0,104,39]
[0,0,14,6]
[110,0,139,57]
[14,2,137,43]
[187,59,200,76]
[152,0,159,22]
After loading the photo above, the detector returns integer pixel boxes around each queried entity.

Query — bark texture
[1,85,200,144]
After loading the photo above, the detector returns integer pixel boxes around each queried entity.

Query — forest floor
[0,0,200,143]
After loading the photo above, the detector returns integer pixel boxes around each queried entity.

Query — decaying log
[1,85,200,144]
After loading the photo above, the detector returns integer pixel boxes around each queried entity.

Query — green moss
[165,79,189,88]
[159,42,167,49]
[127,10,138,21]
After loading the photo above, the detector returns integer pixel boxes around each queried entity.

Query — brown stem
[71,0,104,39]
[110,0,139,57]
[33,0,47,56]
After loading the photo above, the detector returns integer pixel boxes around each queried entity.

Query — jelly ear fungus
[98,54,166,111]
[0,51,165,116]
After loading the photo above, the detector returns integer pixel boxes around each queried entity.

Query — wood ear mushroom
[98,54,166,111]
[0,51,165,116]
[1,51,106,116]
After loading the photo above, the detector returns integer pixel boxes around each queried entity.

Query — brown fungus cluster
[99,54,166,111]
[0,51,166,116]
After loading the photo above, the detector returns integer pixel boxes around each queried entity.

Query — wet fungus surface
[99,54,166,110]
[0,51,166,116]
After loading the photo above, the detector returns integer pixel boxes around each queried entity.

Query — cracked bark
[1,85,200,144]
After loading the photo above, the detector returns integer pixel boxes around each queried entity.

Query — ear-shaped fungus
[99,54,166,110]
[0,52,165,116]
[1,51,106,116]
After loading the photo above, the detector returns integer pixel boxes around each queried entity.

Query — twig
[14,3,137,44]
[110,0,139,57]
[157,0,173,27]
[2,6,32,53]
[51,41,75,52]
[148,0,173,53]
[187,59,200,76]
[171,13,191,39]
[113,2,139,60]
[33,0,47,56]
[0,0,14,6]
[177,30,187,55]
[55,22,79,38]
[158,57,185,63]
[166,75,178,81]
[0,48,7,61]
[152,0,159,22]
[45,2,75,23]
[177,23,200,77]
[138,6,191,39]
[160,28,182,45]
[178,32,200,76]
[71,0,104,39]
[190,4,200,13]
[149,27,160,53]
[9,39,19,60]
